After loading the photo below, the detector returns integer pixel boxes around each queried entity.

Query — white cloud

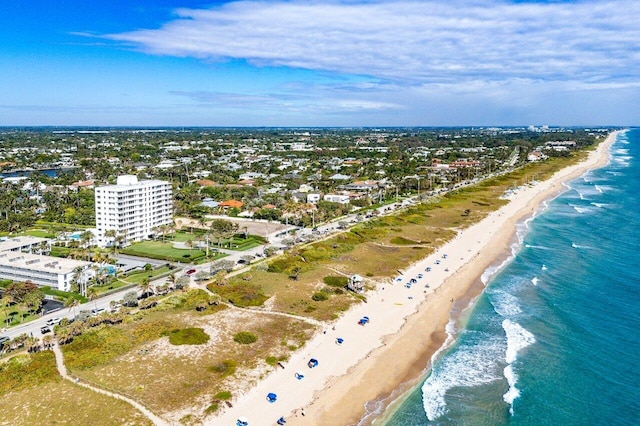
[105,0,640,86]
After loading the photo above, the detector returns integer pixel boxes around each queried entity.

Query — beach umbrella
[277,417,287,425]
[236,418,249,426]
[336,337,344,345]
[295,371,305,380]
[308,358,319,368]
[267,392,278,403]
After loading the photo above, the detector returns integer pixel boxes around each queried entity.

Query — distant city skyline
[2,0,639,127]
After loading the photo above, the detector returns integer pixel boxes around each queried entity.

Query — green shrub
[208,359,237,377]
[167,328,210,345]
[312,291,328,301]
[0,352,59,397]
[215,391,232,400]
[266,356,277,366]
[213,282,268,307]
[205,403,219,414]
[323,276,349,287]
[233,331,257,344]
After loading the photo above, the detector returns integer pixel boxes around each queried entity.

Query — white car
[46,317,61,326]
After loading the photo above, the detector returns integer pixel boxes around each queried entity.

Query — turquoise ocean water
[380,129,640,426]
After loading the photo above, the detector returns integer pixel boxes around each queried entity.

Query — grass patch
[323,276,349,287]
[22,229,56,238]
[233,331,257,344]
[167,328,210,345]
[0,380,153,426]
[208,359,237,377]
[0,351,60,397]
[208,281,269,307]
[390,236,419,245]
[121,240,206,263]
[215,390,232,400]
[62,318,176,370]
[266,356,278,366]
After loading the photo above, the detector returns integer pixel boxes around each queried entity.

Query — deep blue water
[382,130,640,426]
[0,168,72,178]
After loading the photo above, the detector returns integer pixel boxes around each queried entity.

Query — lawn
[121,241,206,263]
[21,229,56,238]
[0,306,40,329]
[121,266,172,284]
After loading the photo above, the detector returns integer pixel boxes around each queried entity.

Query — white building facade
[323,194,351,204]
[0,237,94,291]
[95,175,173,248]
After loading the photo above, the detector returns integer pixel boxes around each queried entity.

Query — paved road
[1,179,485,342]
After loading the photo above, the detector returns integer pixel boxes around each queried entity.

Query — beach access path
[211,132,618,426]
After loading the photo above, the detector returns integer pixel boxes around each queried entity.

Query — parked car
[90,308,105,316]
[40,326,51,334]
[186,269,197,275]
[0,336,9,346]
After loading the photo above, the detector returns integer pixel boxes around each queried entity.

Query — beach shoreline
[212,132,618,426]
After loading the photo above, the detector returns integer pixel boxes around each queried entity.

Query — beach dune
[212,132,617,426]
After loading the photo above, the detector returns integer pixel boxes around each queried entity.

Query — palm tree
[79,230,93,248]
[64,297,79,318]
[42,334,55,350]
[86,286,99,311]
[104,229,116,252]
[166,273,176,290]
[139,277,153,298]
[2,294,14,327]
[25,336,39,353]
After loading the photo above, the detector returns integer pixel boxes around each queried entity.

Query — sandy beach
[212,132,618,426]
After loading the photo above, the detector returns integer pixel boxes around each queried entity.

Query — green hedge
[41,286,87,303]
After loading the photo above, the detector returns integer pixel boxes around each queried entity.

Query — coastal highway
[1,237,271,342]
[1,182,475,343]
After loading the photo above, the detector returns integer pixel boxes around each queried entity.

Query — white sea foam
[541,264,548,271]
[491,291,522,317]
[569,204,590,214]
[614,157,630,167]
[531,277,538,286]
[503,365,520,413]
[422,336,503,420]
[590,202,607,208]
[572,242,592,249]
[503,320,535,365]
[525,244,550,250]
[502,320,536,415]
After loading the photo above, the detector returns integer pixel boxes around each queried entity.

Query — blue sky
[1,0,639,126]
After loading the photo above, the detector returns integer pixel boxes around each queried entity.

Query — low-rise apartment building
[0,237,93,291]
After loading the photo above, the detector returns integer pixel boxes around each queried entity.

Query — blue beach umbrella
[267,393,278,403]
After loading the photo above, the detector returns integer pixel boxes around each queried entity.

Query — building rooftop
[0,251,90,274]
[0,236,48,252]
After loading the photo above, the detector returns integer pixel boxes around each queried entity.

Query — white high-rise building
[95,175,172,248]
